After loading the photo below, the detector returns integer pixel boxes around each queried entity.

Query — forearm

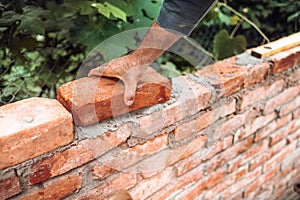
[129,21,182,66]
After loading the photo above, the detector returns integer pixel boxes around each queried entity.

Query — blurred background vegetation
[0,0,299,105]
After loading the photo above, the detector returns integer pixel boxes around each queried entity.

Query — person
[88,0,216,106]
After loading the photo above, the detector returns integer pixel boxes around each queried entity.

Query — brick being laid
[57,67,171,126]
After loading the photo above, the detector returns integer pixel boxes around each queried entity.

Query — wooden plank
[251,32,300,58]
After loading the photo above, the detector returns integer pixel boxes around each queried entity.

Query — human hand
[88,55,148,106]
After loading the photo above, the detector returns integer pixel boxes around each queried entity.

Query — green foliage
[213,29,246,60]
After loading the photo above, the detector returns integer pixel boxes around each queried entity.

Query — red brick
[245,112,276,135]
[203,135,233,161]
[205,137,253,174]
[221,166,261,199]
[92,164,116,181]
[148,164,204,200]
[175,167,226,200]
[228,139,269,173]
[166,135,206,166]
[129,167,173,199]
[19,173,82,200]
[271,46,300,74]
[270,120,299,146]
[280,95,300,117]
[195,59,248,97]
[240,79,284,110]
[57,67,171,126]
[216,113,246,140]
[264,84,300,114]
[288,67,300,83]
[77,173,136,199]
[174,135,232,177]
[174,100,235,142]
[171,76,211,118]
[0,171,21,199]
[128,134,206,175]
[254,114,292,142]
[0,97,73,170]
[244,62,270,87]
[29,123,132,184]
[294,107,300,118]
[91,133,168,176]
[249,151,271,171]
[205,166,247,199]
[287,128,300,144]
[263,142,296,172]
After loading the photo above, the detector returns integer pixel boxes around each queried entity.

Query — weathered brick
[175,167,226,200]
[0,171,21,200]
[244,165,279,197]
[228,139,269,173]
[18,173,82,200]
[249,151,271,171]
[288,67,300,83]
[287,128,300,144]
[240,79,285,110]
[254,114,292,142]
[264,84,300,114]
[279,95,300,117]
[244,62,270,87]
[77,173,136,199]
[294,107,300,118]
[263,142,296,172]
[148,163,205,200]
[174,135,232,176]
[57,67,171,126]
[174,100,235,142]
[195,58,248,97]
[205,166,247,200]
[220,114,247,138]
[270,120,299,146]
[221,166,261,199]
[171,76,211,119]
[166,135,206,166]
[128,134,206,175]
[30,123,132,185]
[0,97,73,170]
[271,46,300,74]
[244,112,276,136]
[91,133,168,176]
[205,137,253,174]
[129,167,173,199]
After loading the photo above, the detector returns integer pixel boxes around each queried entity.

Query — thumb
[122,75,138,106]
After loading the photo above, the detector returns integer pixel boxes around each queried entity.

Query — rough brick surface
[29,123,132,184]
[271,46,300,74]
[0,171,21,199]
[18,173,82,200]
[0,97,73,170]
[77,173,136,199]
[57,67,171,126]
[195,58,248,97]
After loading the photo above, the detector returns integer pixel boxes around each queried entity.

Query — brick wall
[1,38,300,200]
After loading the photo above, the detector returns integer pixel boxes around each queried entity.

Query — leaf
[216,7,231,26]
[91,3,110,18]
[213,29,246,60]
[230,15,240,25]
[105,2,127,22]
[91,2,127,22]
[0,11,21,26]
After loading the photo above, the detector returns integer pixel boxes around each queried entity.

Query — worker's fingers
[87,64,107,77]
[123,75,138,106]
